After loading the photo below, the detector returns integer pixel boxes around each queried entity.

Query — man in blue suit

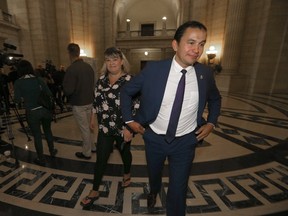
[120,21,221,216]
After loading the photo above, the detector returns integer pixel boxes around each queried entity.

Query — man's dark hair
[16,59,34,77]
[173,20,207,43]
[67,43,80,57]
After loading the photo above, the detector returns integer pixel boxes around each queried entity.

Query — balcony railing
[116,28,176,49]
[117,29,176,39]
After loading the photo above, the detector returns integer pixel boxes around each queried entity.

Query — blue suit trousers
[143,127,198,216]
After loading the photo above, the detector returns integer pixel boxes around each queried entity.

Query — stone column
[162,17,167,36]
[88,0,104,76]
[55,0,71,67]
[124,48,131,63]
[126,19,131,37]
[217,0,247,91]
[221,0,247,74]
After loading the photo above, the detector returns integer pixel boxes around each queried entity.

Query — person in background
[52,65,65,112]
[34,64,46,78]
[0,68,10,114]
[80,47,138,207]
[7,66,19,108]
[63,43,96,159]
[7,66,19,90]
[14,60,57,166]
[120,21,221,216]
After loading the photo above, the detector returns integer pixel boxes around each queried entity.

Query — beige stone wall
[237,0,288,93]
[191,0,288,93]
[126,48,174,75]
[1,0,287,93]
[118,0,177,32]
[6,0,33,63]
[0,10,20,51]
[55,0,71,68]
[190,0,227,64]
[5,0,103,75]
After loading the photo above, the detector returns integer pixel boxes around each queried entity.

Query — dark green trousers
[26,107,54,159]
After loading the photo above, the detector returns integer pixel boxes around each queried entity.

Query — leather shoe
[50,149,58,157]
[33,158,46,166]
[75,152,91,160]
[147,193,157,208]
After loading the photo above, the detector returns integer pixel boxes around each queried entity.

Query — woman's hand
[123,127,133,142]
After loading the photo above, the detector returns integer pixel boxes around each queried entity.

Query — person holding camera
[0,68,11,114]
[14,60,57,166]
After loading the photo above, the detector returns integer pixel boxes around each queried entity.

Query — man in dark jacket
[63,43,96,159]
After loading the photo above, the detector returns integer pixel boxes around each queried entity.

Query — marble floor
[0,92,287,216]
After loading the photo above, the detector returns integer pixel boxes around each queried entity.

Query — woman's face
[105,55,123,75]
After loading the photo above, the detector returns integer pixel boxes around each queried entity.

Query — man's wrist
[207,122,216,129]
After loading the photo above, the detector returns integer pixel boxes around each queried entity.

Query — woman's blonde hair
[100,47,130,75]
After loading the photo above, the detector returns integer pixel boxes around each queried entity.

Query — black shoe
[34,158,46,166]
[50,149,58,157]
[75,152,91,160]
[147,193,157,208]
[80,195,99,207]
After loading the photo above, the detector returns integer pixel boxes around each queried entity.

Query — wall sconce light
[206,46,217,60]
[162,16,167,34]
[144,51,148,56]
[206,45,222,74]
[126,19,131,33]
[206,46,217,64]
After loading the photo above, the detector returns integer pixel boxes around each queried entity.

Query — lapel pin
[200,75,203,79]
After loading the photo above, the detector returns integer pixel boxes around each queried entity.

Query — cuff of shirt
[207,122,216,129]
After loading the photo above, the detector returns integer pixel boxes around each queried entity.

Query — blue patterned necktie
[165,69,187,143]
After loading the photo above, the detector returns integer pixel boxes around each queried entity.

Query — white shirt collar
[22,74,36,79]
[172,56,193,73]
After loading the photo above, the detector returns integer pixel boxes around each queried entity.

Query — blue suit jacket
[121,59,221,128]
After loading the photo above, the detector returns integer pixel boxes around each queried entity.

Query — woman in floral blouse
[81,47,137,207]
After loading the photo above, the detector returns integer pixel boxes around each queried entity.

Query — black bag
[37,79,55,112]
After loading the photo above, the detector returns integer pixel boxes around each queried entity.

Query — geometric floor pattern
[0,92,287,216]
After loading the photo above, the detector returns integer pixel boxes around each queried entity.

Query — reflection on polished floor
[0,92,288,216]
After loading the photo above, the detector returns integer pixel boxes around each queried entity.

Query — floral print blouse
[93,73,139,136]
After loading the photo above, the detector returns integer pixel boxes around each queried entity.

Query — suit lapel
[158,61,171,90]
[154,60,172,109]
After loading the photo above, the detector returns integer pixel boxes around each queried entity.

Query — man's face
[172,27,207,68]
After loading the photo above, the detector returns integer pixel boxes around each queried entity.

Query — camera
[45,60,56,75]
[0,43,23,68]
